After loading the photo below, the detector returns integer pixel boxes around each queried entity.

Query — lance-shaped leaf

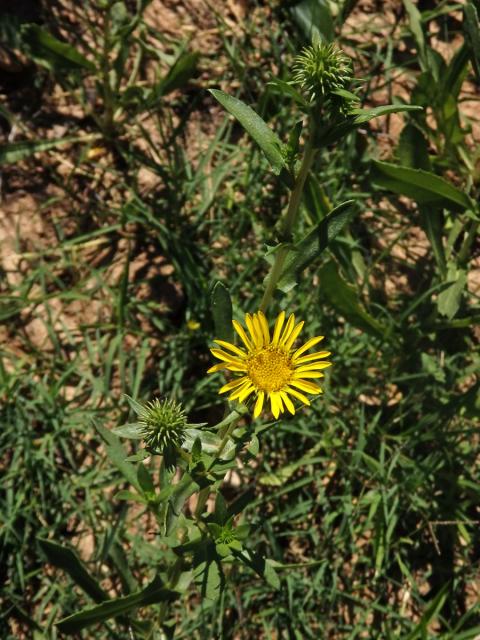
[38,538,108,604]
[319,260,387,338]
[56,575,178,634]
[371,160,473,212]
[193,554,224,604]
[164,473,200,536]
[437,264,467,320]
[211,281,233,342]
[94,422,141,492]
[21,24,95,72]
[277,200,358,292]
[397,124,431,170]
[145,51,200,104]
[464,2,480,82]
[234,549,281,590]
[290,0,334,42]
[158,51,200,96]
[209,89,287,174]
[0,135,96,165]
[317,105,422,146]
[350,104,422,124]
[183,428,234,458]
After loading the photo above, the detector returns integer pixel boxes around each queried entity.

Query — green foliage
[276,199,358,292]
[209,89,287,175]
[210,281,234,342]
[371,160,474,211]
[57,575,178,634]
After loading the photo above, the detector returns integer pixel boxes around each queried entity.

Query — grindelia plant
[45,38,421,638]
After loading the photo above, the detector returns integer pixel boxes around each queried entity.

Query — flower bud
[293,41,353,104]
[138,398,187,454]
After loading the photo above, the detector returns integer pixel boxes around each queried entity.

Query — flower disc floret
[208,310,332,419]
[247,348,292,393]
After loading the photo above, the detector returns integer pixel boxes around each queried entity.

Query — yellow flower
[207,310,332,419]
[187,320,201,331]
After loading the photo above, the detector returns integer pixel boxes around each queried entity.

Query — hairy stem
[194,418,239,519]
[259,127,316,312]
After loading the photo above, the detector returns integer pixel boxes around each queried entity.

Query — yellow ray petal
[280,391,295,415]
[270,392,281,419]
[272,310,286,346]
[245,313,262,348]
[213,339,247,359]
[253,391,265,418]
[276,393,284,415]
[295,362,331,373]
[225,362,248,372]
[293,371,325,379]
[284,320,304,350]
[207,363,227,374]
[286,386,311,405]
[292,335,324,359]
[238,384,255,402]
[219,377,248,394]
[289,379,322,394]
[252,314,265,348]
[210,348,240,364]
[293,350,331,365]
[279,313,295,346]
[233,320,253,351]
[229,381,251,401]
[257,311,271,345]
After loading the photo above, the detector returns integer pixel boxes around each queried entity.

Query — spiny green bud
[138,398,187,453]
[293,41,353,103]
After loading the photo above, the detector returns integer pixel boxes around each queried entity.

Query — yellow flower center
[247,347,293,393]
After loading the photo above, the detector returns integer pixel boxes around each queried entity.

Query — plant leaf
[464,2,480,82]
[267,79,309,107]
[437,265,467,319]
[137,463,155,497]
[277,200,358,293]
[124,393,146,416]
[156,51,200,97]
[56,575,178,634]
[209,89,287,174]
[290,0,334,42]
[94,422,141,492]
[21,24,95,72]
[319,260,387,338]
[165,473,200,536]
[371,160,473,211]
[235,550,281,590]
[194,556,224,603]
[183,428,224,455]
[211,281,233,342]
[397,124,431,170]
[317,105,422,146]
[350,104,423,124]
[403,0,427,69]
[0,136,94,165]
[112,423,143,439]
[38,538,107,604]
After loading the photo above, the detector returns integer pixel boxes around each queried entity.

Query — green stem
[157,556,183,628]
[457,219,478,266]
[259,127,317,312]
[101,4,115,138]
[194,418,239,519]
